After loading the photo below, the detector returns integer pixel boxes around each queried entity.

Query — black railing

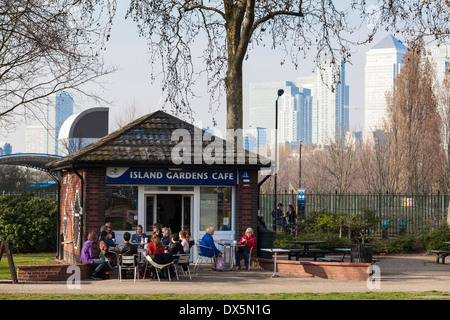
[259,192,450,237]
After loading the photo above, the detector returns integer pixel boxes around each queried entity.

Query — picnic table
[286,241,330,261]
[431,242,450,264]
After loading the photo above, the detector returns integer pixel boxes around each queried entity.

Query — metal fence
[259,192,450,237]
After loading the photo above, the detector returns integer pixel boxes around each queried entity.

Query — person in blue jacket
[200,226,222,258]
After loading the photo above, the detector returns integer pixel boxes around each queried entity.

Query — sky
[2,2,396,153]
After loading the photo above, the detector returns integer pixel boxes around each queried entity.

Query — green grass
[0,252,55,280]
[0,291,449,300]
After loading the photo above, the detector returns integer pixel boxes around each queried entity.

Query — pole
[273,97,278,232]
[273,89,284,232]
[299,140,302,189]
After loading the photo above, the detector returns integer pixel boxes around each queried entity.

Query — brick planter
[17,263,94,282]
[255,258,372,281]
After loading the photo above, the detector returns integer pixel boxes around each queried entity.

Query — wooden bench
[431,250,450,264]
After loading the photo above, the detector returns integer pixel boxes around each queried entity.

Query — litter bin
[350,244,373,263]
[257,231,275,259]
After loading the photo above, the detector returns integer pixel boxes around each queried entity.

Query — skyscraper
[364,34,407,131]
[26,92,74,154]
[248,81,311,145]
[312,60,349,146]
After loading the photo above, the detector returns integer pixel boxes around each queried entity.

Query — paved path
[1,254,449,295]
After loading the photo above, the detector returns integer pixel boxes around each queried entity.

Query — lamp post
[273,89,284,231]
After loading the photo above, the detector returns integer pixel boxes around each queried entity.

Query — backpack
[215,256,226,271]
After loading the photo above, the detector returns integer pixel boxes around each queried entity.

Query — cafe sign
[106,167,237,185]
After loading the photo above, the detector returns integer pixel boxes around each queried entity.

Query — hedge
[0,194,57,253]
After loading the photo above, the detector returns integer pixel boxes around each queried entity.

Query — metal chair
[144,253,174,281]
[194,244,215,270]
[173,254,192,280]
[118,254,138,282]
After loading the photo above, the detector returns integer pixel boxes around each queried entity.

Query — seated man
[116,232,138,279]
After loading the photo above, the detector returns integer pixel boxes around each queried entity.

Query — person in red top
[235,227,257,270]
[148,233,165,255]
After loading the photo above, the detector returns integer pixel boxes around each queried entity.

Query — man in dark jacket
[116,232,138,278]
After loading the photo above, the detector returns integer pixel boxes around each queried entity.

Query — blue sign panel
[106,167,237,185]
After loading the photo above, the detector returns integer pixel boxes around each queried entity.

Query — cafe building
[46,110,270,264]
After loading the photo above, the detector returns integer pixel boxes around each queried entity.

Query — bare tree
[384,41,442,193]
[101,0,450,131]
[438,70,450,193]
[0,0,116,134]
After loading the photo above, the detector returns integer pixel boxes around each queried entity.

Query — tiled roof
[46,110,269,170]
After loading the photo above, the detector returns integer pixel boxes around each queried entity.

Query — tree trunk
[225,65,243,130]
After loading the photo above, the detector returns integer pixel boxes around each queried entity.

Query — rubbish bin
[350,244,373,263]
[257,231,275,259]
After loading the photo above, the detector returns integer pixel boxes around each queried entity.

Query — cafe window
[105,185,138,231]
[200,186,232,231]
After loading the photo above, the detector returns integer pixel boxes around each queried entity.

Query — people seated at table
[147,233,165,255]
[235,227,257,270]
[131,224,147,248]
[99,230,118,268]
[80,231,109,280]
[152,223,163,239]
[200,226,222,259]
[169,233,185,255]
[161,227,172,250]
[179,229,191,253]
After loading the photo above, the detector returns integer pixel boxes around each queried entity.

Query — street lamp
[273,89,284,231]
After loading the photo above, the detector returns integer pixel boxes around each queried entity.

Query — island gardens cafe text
[46,110,270,264]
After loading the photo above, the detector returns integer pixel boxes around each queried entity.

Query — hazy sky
[2,2,397,153]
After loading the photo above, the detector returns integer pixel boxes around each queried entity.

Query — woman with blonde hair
[234,227,257,270]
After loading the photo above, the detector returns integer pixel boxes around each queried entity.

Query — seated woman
[80,231,109,280]
[99,230,117,268]
[147,233,165,255]
[131,224,147,248]
[199,226,222,260]
[234,227,257,270]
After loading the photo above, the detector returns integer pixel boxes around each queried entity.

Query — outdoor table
[286,241,328,261]
[260,248,290,277]
[334,248,351,261]
[216,240,245,269]
[444,242,450,245]
[287,241,326,251]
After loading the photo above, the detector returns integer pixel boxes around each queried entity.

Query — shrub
[423,224,450,252]
[0,194,57,253]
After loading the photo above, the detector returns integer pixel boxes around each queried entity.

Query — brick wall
[17,264,94,282]
[60,167,106,264]
[256,258,372,281]
[235,169,259,239]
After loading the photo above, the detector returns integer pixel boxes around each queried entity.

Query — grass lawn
[0,252,56,280]
[0,291,449,300]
